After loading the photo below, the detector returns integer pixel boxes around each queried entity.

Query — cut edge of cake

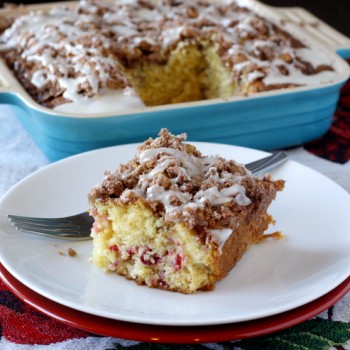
[88,129,285,294]
[0,0,336,114]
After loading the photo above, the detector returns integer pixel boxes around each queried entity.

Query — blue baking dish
[0,1,350,162]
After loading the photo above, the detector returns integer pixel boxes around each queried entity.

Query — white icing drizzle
[0,0,337,114]
[0,3,140,113]
[194,185,251,206]
[136,8,162,22]
[138,148,204,177]
[125,147,252,220]
[54,88,145,114]
[147,185,192,208]
[31,70,50,88]
[111,25,139,37]
[208,229,233,252]
[263,69,335,86]
[161,27,184,47]
[296,47,333,67]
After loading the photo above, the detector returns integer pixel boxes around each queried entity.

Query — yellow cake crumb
[88,129,285,293]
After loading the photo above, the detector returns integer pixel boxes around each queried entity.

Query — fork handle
[245,151,288,174]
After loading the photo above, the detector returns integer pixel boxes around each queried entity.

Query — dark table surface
[263,0,350,37]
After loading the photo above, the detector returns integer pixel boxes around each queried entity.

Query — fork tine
[12,223,81,234]
[7,213,93,240]
[7,217,80,229]
[7,214,77,225]
[14,227,92,240]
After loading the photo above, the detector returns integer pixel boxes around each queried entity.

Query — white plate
[0,143,349,326]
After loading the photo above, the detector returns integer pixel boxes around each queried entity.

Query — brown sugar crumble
[0,0,336,112]
[68,248,78,257]
[58,248,78,257]
[88,129,285,293]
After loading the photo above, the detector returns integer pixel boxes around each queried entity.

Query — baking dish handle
[274,7,350,60]
[0,61,27,107]
[0,84,16,104]
[0,85,26,107]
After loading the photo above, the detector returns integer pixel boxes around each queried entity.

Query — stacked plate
[0,143,349,343]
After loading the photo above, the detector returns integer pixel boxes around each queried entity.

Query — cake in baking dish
[88,129,285,293]
[0,0,336,114]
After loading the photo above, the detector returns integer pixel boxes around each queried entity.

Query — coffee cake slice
[88,129,284,293]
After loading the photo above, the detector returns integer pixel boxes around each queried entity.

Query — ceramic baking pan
[0,0,350,161]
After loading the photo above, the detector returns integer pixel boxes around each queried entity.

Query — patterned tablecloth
[0,80,349,349]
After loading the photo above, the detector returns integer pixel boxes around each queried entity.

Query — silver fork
[7,212,94,241]
[6,151,287,240]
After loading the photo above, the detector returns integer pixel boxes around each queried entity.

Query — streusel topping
[89,129,282,241]
[0,0,336,106]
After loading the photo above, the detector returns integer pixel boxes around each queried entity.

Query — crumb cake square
[88,129,285,293]
[0,0,336,114]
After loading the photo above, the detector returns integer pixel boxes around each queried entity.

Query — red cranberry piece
[140,248,161,266]
[174,253,183,271]
[109,244,119,252]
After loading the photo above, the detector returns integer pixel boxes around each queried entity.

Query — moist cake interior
[88,129,285,293]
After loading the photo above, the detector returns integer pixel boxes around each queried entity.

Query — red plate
[0,263,349,344]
